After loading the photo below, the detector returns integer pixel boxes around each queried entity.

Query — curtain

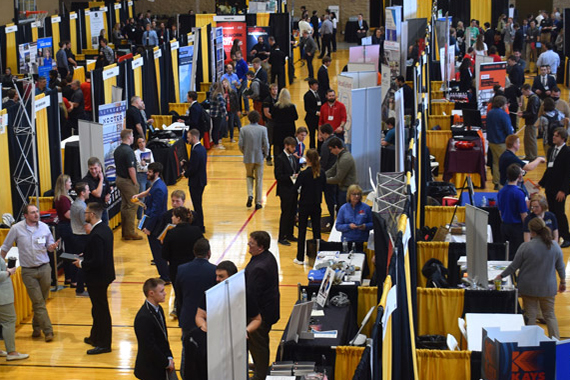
[69,12,78,55]
[431,102,455,115]
[32,23,39,42]
[372,212,391,289]
[246,14,257,27]
[257,13,270,27]
[85,10,92,49]
[35,94,52,195]
[0,110,12,215]
[133,54,143,98]
[196,14,215,84]
[417,241,450,287]
[417,0,432,20]
[426,130,452,167]
[73,66,86,83]
[179,14,196,36]
[352,345,371,380]
[28,197,55,212]
[471,0,492,27]
[270,13,291,58]
[402,214,420,379]
[142,50,160,116]
[463,289,519,314]
[91,68,105,122]
[60,14,71,43]
[428,115,451,130]
[51,16,61,50]
[46,91,62,190]
[491,0,508,28]
[424,206,465,228]
[447,0,470,27]
[416,349,471,380]
[5,24,17,75]
[335,347,366,380]
[417,287,464,338]
[449,172,483,189]
[379,276,393,380]
[357,287,378,338]
[160,43,175,114]
[169,103,189,115]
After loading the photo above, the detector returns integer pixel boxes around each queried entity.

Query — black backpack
[545,110,564,146]
[253,78,270,101]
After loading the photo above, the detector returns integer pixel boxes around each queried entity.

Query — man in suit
[252,57,268,84]
[539,127,570,248]
[300,30,317,80]
[179,92,205,139]
[356,14,369,45]
[317,56,331,101]
[319,123,341,224]
[304,79,322,149]
[74,202,115,355]
[0,256,29,361]
[507,55,525,88]
[246,231,280,380]
[239,111,269,210]
[135,162,170,282]
[134,278,175,380]
[175,238,217,378]
[275,137,300,246]
[184,129,207,233]
[532,65,557,99]
[268,42,287,91]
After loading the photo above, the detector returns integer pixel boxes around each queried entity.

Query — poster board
[214,16,247,65]
[477,61,507,121]
[179,30,199,100]
[394,88,405,172]
[349,45,381,72]
[90,11,105,49]
[98,101,127,181]
[211,27,225,83]
[247,27,270,61]
[465,204,489,288]
[384,6,402,79]
[19,38,54,82]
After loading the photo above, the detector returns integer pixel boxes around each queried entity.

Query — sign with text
[218,21,247,64]
[98,101,127,181]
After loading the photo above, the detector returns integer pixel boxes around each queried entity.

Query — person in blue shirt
[335,184,373,249]
[498,134,545,186]
[142,23,159,46]
[487,95,514,190]
[497,164,529,260]
[221,63,240,92]
[234,50,249,113]
[381,117,396,146]
[524,193,558,243]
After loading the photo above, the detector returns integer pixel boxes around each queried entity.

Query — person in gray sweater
[325,137,357,209]
[496,217,566,339]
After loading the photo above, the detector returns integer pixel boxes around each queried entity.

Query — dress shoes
[287,236,298,242]
[255,204,263,210]
[44,332,54,342]
[561,240,570,248]
[123,234,143,241]
[87,347,112,355]
[278,239,291,246]
[246,196,253,208]
[84,337,95,346]
[31,330,41,338]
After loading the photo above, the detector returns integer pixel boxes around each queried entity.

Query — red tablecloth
[443,138,487,187]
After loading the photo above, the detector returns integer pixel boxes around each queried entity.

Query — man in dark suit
[507,55,525,88]
[246,231,280,380]
[539,127,570,248]
[136,162,170,282]
[275,137,299,246]
[134,278,175,380]
[268,40,287,91]
[396,75,414,115]
[317,56,331,101]
[252,57,268,84]
[184,129,207,233]
[304,79,322,149]
[176,238,217,378]
[532,65,557,99]
[356,14,369,45]
[179,92,205,140]
[74,202,115,355]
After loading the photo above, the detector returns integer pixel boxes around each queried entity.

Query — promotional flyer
[99,101,127,181]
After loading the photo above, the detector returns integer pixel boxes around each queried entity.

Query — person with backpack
[538,97,565,151]
[519,84,541,160]
[245,70,270,126]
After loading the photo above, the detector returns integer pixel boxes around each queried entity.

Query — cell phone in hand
[7,258,17,269]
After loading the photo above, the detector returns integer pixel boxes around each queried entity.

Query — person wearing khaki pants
[114,129,142,240]
[0,257,29,361]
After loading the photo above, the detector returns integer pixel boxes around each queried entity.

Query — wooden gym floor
[2,47,569,379]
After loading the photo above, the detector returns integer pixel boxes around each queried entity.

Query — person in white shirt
[134,137,155,219]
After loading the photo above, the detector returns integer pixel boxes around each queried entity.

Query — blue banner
[179,45,194,102]
[99,101,127,181]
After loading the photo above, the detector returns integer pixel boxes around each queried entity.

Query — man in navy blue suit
[179,92,205,140]
[135,162,170,282]
[184,129,207,233]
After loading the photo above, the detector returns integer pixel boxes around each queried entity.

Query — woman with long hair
[459,57,474,92]
[222,78,241,142]
[230,39,243,61]
[294,149,326,264]
[474,34,487,56]
[496,217,566,338]
[54,174,75,286]
[270,88,298,155]
[209,81,228,149]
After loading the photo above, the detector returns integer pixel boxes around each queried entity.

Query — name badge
[317,101,321,106]
[328,116,334,121]
[544,86,549,90]
[37,237,46,244]
[548,162,554,168]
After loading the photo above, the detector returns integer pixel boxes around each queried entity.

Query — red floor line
[215,180,277,265]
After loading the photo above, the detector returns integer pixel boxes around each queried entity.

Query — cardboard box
[481,326,556,380]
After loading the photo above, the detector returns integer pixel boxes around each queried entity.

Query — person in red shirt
[80,78,92,121]
[463,47,476,67]
[318,89,347,140]
[488,45,502,62]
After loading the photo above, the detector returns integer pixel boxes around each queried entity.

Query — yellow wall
[51,15,61,49]
[154,47,161,114]
[85,9,92,49]
[0,110,12,215]
[35,95,52,195]
[5,24,17,74]
[70,12,77,54]
[103,63,118,104]
[171,40,180,103]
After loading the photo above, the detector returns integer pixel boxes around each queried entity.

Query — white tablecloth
[465,313,525,351]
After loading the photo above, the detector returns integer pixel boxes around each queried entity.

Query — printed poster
[99,101,127,181]
[247,27,270,61]
[19,38,54,83]
[90,11,105,49]
[477,61,507,121]
[218,22,247,64]
[179,45,195,101]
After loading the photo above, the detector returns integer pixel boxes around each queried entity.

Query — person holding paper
[274,137,300,246]
[495,217,566,339]
[73,202,115,354]
[0,204,59,343]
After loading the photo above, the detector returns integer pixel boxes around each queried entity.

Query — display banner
[337,75,354,147]
[211,27,225,83]
[384,6,402,78]
[179,45,195,101]
[218,21,247,64]
[247,27,270,60]
[90,11,105,49]
[98,101,127,181]
[477,61,507,121]
[19,38,54,83]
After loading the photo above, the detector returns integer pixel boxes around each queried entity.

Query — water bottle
[342,237,348,253]
[311,292,318,310]
[481,196,487,207]
[301,288,308,302]
[350,242,356,253]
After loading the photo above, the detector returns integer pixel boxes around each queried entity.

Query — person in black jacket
[532,65,557,100]
[519,84,541,160]
[317,56,331,101]
[507,55,525,88]
[246,231,280,380]
[396,75,414,115]
[134,278,175,380]
[459,58,473,92]
[303,79,322,149]
[268,38,286,92]
[539,128,570,247]
[294,149,326,264]
[179,91,205,140]
[184,129,207,232]
[74,202,115,355]
[319,123,341,224]
[275,137,300,246]
[162,206,203,295]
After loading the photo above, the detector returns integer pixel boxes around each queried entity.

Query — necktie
[552,147,559,162]
[288,155,296,172]
[315,91,320,101]
[543,76,547,87]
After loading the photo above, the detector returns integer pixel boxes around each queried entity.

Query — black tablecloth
[148,138,188,185]
[443,137,487,187]
[277,303,357,380]
[64,141,82,182]
[381,146,396,172]
[345,21,360,43]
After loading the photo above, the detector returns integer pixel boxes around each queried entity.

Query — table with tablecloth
[148,138,188,186]
[443,138,486,188]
